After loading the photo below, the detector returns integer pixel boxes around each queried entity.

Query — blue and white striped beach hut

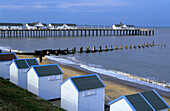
[10,58,39,89]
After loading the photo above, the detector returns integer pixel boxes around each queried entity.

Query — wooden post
[111,45,113,51]
[133,44,136,49]
[115,45,118,50]
[99,46,102,52]
[93,46,96,52]
[152,30,154,35]
[120,45,123,50]
[129,45,132,49]
[125,45,127,49]
[86,46,89,53]
[80,47,83,53]
[138,44,141,48]
[105,46,108,51]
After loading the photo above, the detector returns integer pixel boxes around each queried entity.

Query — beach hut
[108,89,170,111]
[27,64,63,100]
[0,49,2,53]
[61,74,106,111]
[10,58,39,89]
[0,53,17,79]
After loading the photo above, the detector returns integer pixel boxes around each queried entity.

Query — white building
[0,53,17,79]
[27,64,63,100]
[108,89,170,111]
[61,74,106,111]
[24,22,48,30]
[0,23,23,30]
[112,22,135,30]
[10,58,39,89]
[49,23,77,29]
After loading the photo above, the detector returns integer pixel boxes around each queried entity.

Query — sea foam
[46,55,170,92]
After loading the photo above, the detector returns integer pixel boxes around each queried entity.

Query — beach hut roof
[141,90,169,110]
[0,23,23,26]
[0,49,2,53]
[62,74,106,92]
[32,64,63,77]
[14,59,29,69]
[12,58,39,69]
[0,53,17,61]
[26,59,39,66]
[108,89,170,110]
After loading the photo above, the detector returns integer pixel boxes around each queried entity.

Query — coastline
[17,54,170,104]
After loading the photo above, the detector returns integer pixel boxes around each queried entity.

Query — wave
[0,46,11,52]
[46,55,170,92]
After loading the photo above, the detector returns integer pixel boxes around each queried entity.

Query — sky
[0,0,170,26]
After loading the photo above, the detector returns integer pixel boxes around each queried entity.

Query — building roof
[108,89,170,111]
[12,58,39,69]
[0,53,17,61]
[0,49,2,53]
[32,64,63,77]
[15,60,29,69]
[126,25,135,27]
[27,22,47,26]
[26,59,39,66]
[126,94,153,111]
[63,74,106,92]
[141,91,169,110]
[50,23,77,26]
[0,23,23,26]
[66,24,77,26]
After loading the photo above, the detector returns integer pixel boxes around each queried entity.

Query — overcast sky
[0,0,169,26]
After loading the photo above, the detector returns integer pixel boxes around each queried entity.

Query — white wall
[38,74,63,100]
[0,61,11,79]
[61,79,79,111]
[27,68,39,95]
[18,68,29,89]
[78,88,105,111]
[158,109,168,111]
[10,62,18,85]
[110,98,133,111]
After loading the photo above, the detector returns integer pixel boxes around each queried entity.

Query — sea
[0,27,170,92]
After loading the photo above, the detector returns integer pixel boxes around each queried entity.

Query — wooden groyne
[13,42,166,56]
[0,29,154,38]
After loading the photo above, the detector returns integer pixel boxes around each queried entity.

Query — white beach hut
[27,64,63,100]
[10,58,39,89]
[108,89,170,111]
[61,74,106,111]
[0,53,17,79]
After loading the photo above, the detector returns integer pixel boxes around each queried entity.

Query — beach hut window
[48,75,61,81]
[83,89,96,96]
[4,62,10,66]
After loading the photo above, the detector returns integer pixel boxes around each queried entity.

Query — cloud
[0,0,130,12]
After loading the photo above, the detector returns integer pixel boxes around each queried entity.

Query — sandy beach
[17,54,170,105]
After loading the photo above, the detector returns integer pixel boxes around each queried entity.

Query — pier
[0,29,154,38]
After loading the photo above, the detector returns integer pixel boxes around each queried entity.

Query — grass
[0,77,65,111]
